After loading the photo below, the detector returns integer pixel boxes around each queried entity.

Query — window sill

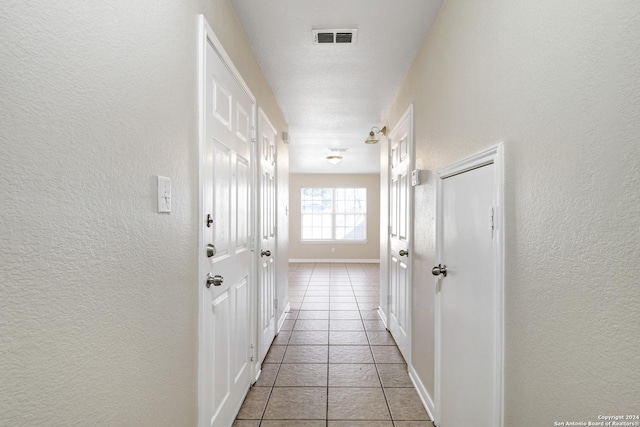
[300,240,369,245]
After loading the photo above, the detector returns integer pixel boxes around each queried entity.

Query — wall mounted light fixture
[365,126,387,144]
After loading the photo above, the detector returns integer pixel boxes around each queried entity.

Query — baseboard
[277,302,291,333]
[408,364,436,422]
[377,306,388,328]
[289,258,381,263]
[252,366,261,384]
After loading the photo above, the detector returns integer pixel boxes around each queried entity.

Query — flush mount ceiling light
[365,126,387,144]
[326,148,347,165]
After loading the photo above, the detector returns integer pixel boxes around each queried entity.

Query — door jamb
[433,142,505,427]
[198,14,258,427]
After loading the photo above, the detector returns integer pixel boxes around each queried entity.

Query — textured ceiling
[229,0,443,173]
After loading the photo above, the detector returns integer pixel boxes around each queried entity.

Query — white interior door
[388,106,413,363]
[257,108,277,365]
[435,146,504,427]
[199,18,255,427]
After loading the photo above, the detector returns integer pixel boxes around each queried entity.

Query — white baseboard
[377,306,388,328]
[408,364,436,422]
[277,302,291,333]
[289,258,380,263]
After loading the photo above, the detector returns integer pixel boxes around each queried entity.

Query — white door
[388,106,413,363]
[199,18,255,427]
[257,108,277,365]
[435,145,504,427]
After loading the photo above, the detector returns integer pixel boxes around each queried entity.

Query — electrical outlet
[158,176,171,213]
[331,247,335,253]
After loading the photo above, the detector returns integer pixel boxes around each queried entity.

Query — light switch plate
[157,176,171,213]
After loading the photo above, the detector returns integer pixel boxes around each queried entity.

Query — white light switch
[157,176,171,213]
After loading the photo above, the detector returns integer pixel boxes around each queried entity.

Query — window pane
[322,227,332,239]
[354,215,366,239]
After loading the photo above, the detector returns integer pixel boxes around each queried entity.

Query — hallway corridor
[233,263,432,426]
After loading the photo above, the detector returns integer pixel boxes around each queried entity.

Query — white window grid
[301,187,367,241]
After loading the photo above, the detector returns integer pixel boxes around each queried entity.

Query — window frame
[300,187,368,243]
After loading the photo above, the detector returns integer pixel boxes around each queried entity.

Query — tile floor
[234,263,434,427]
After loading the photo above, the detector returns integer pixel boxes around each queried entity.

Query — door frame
[385,104,414,366]
[433,143,505,427]
[197,15,258,427]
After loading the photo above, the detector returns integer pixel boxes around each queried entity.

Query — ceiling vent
[312,29,358,45]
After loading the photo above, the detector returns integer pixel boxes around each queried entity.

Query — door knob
[206,244,216,258]
[206,273,223,288]
[431,264,447,277]
[261,250,271,257]
[399,249,409,257]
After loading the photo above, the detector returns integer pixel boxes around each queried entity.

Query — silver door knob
[399,249,409,257]
[431,264,447,277]
[206,273,223,288]
[261,250,271,257]
[206,244,216,258]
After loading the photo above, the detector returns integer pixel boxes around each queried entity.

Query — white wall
[0,0,287,425]
[289,174,381,262]
[382,0,640,424]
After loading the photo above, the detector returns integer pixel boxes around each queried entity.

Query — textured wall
[0,0,287,425]
[383,0,640,423]
[289,174,381,261]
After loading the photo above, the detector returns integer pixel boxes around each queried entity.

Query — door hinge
[387,294,391,305]
[489,207,495,230]
[251,126,256,142]
[250,344,255,362]
[388,225,392,235]
[274,298,278,310]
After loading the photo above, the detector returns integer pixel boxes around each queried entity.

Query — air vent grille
[336,33,352,43]
[312,29,358,45]
[316,32,334,43]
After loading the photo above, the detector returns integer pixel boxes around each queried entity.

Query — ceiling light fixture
[326,148,347,165]
[326,155,343,165]
[365,126,387,144]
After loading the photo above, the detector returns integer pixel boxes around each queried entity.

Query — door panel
[200,27,254,427]
[258,109,277,365]
[438,163,498,426]
[388,107,413,363]
[236,157,250,251]
[234,277,249,381]
[213,141,231,257]
[211,292,230,418]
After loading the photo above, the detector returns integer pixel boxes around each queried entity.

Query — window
[301,187,367,241]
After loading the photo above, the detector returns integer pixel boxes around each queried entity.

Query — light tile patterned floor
[234,263,434,427]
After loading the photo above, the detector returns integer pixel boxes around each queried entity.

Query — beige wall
[382,0,640,424]
[289,174,380,261]
[0,0,287,425]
